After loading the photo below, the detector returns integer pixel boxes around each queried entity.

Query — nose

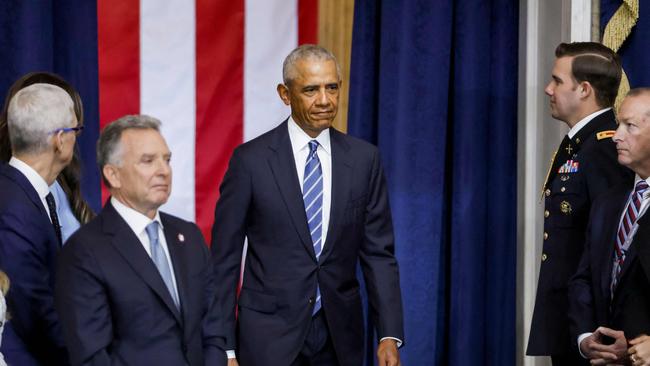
[156,158,172,177]
[544,82,553,96]
[613,123,624,143]
[315,88,329,106]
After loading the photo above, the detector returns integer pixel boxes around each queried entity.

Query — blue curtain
[0,1,101,211]
[601,1,650,88]
[348,1,518,364]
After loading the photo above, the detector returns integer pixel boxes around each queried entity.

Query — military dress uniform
[527,109,633,365]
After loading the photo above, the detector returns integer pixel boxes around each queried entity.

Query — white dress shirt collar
[111,196,164,236]
[568,108,611,139]
[287,116,331,156]
[8,156,50,202]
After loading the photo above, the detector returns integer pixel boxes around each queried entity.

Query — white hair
[7,83,76,155]
[282,44,341,85]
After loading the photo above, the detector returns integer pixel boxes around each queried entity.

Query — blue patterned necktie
[145,222,180,309]
[611,180,649,295]
[303,140,323,315]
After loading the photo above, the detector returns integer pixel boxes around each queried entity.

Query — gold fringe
[602,0,639,112]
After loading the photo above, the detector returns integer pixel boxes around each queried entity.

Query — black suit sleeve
[582,140,632,202]
[568,203,600,342]
[358,148,405,343]
[55,236,113,366]
[210,147,252,350]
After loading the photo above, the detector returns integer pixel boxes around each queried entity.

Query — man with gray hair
[0,83,80,365]
[212,44,404,365]
[55,115,228,366]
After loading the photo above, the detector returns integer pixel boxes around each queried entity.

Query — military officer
[527,42,633,365]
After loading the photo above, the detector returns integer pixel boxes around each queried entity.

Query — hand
[227,358,239,366]
[377,339,400,366]
[629,334,650,366]
[579,327,627,365]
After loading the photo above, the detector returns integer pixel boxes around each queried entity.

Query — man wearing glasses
[0,83,79,366]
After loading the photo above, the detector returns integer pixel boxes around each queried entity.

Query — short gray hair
[97,114,161,185]
[282,44,341,85]
[7,83,75,155]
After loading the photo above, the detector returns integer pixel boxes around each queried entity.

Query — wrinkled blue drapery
[601,1,650,88]
[0,1,101,211]
[348,1,518,364]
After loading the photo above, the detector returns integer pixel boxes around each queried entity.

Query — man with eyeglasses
[0,83,79,366]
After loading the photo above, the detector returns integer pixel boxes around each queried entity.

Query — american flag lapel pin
[177,233,185,243]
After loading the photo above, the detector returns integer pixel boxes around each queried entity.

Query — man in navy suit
[569,88,650,365]
[211,45,404,366]
[0,83,80,365]
[55,115,227,366]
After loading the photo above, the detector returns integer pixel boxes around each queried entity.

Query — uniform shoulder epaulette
[596,130,616,140]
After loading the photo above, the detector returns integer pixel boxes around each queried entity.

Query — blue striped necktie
[303,140,323,315]
[145,222,180,309]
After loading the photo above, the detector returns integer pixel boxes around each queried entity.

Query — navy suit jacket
[55,201,227,366]
[0,163,68,366]
[569,183,650,343]
[211,122,404,366]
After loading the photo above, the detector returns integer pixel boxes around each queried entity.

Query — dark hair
[555,42,622,108]
[0,72,95,224]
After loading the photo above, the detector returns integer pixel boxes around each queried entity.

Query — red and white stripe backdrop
[97,0,318,240]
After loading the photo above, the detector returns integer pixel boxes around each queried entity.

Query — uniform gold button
[544,210,549,218]
[561,187,566,192]
[544,232,548,240]
[545,189,551,197]
[542,253,547,262]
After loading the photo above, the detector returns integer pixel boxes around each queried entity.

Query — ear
[277,84,291,106]
[53,131,65,153]
[103,164,121,189]
[579,81,592,99]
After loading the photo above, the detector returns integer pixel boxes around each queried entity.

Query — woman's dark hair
[0,72,95,224]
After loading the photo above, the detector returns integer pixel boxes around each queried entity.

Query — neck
[111,193,158,219]
[567,104,605,128]
[13,153,61,185]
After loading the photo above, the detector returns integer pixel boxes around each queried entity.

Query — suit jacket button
[541,253,547,262]
[309,297,314,304]
[560,187,566,192]
[545,189,551,197]
[543,232,548,240]
[544,210,549,218]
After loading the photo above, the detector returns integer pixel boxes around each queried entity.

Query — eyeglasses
[50,126,84,136]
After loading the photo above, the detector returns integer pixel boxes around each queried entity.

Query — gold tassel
[602,0,639,112]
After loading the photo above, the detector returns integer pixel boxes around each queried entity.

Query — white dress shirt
[9,157,52,222]
[0,288,7,366]
[288,116,332,248]
[110,197,180,304]
[578,175,650,356]
[568,108,611,139]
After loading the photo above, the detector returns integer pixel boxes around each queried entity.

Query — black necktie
[45,193,62,246]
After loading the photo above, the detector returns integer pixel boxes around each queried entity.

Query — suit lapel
[599,187,630,301]
[267,122,316,259]
[163,217,191,332]
[319,129,352,263]
[102,202,182,324]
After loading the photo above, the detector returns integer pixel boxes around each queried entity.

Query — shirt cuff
[380,337,403,348]
[577,332,592,359]
[226,350,236,359]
